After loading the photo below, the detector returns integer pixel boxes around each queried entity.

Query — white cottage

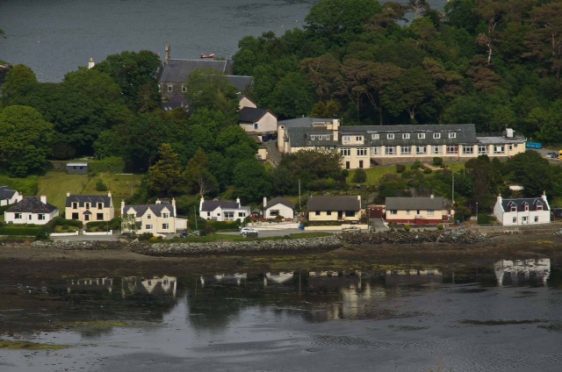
[493,193,551,226]
[121,199,187,236]
[263,197,295,220]
[199,198,250,222]
[239,107,278,135]
[4,196,59,225]
[0,186,23,207]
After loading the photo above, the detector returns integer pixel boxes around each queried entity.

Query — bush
[477,213,493,225]
[404,224,411,231]
[95,179,108,191]
[432,157,444,167]
[207,220,241,231]
[89,157,125,174]
[396,164,406,173]
[411,161,422,170]
[50,217,83,228]
[0,224,45,237]
[351,169,367,183]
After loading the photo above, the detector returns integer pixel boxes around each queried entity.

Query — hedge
[0,224,45,237]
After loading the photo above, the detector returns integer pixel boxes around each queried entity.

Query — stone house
[65,192,114,224]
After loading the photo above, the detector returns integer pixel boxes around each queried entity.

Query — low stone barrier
[130,236,342,256]
[32,240,123,250]
[50,231,79,237]
[83,230,114,236]
[341,228,486,245]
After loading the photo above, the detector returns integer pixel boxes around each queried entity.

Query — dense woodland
[0,0,562,214]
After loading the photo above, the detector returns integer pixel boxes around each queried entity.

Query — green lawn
[37,171,142,211]
[175,231,331,243]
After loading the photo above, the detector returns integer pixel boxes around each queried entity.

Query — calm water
[1,258,561,371]
[0,0,446,82]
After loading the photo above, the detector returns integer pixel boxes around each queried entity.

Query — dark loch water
[0,0,446,82]
[1,258,561,371]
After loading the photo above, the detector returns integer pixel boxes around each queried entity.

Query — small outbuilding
[66,162,88,174]
[263,197,295,220]
[0,186,23,207]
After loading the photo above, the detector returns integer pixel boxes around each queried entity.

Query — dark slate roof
[287,124,479,148]
[279,117,336,128]
[124,203,175,217]
[0,186,17,200]
[226,75,253,92]
[239,107,269,123]
[159,58,232,83]
[307,196,361,212]
[201,199,241,212]
[385,197,449,211]
[501,197,549,212]
[66,195,111,208]
[7,197,57,213]
[266,197,295,209]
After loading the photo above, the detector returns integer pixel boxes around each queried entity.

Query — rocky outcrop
[341,229,486,245]
[130,236,342,256]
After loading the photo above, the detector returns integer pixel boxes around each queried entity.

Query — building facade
[307,195,362,222]
[493,194,551,226]
[278,120,526,169]
[65,193,114,224]
[0,186,22,207]
[4,196,59,225]
[199,198,250,222]
[263,197,295,220]
[239,107,278,134]
[121,199,187,236]
[385,196,453,225]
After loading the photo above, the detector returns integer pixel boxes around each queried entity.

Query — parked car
[240,227,258,237]
[546,152,558,159]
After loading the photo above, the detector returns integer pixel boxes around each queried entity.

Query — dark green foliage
[50,217,83,228]
[351,169,367,183]
[95,179,108,192]
[85,218,121,232]
[432,157,443,167]
[395,164,406,173]
[89,157,125,174]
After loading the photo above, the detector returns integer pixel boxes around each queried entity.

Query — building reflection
[66,277,114,294]
[494,258,551,286]
[121,275,178,298]
[384,268,443,286]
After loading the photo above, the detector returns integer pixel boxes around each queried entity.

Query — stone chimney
[277,125,286,153]
[66,192,70,197]
[40,195,47,204]
[107,191,112,198]
[331,119,340,142]
[263,197,267,209]
[164,42,171,64]
[120,200,125,216]
[155,198,161,205]
[236,197,241,208]
[87,57,95,69]
[171,198,177,217]
[541,191,548,203]
[199,197,205,212]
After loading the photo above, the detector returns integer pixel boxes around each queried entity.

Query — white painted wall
[265,203,294,220]
[240,112,278,134]
[4,209,59,225]
[0,191,23,207]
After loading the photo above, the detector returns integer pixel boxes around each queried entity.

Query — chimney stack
[40,195,47,204]
[87,57,95,69]
[236,197,241,207]
[263,197,267,209]
[164,42,171,64]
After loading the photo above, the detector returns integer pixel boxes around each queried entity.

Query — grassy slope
[37,171,142,211]
[348,162,466,186]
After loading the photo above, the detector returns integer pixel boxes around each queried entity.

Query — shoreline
[0,231,561,279]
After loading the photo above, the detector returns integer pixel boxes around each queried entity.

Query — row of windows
[71,202,105,210]
[145,223,169,230]
[340,144,512,157]
[14,213,46,220]
[127,213,170,219]
[389,210,435,215]
[311,134,331,141]
[512,216,540,223]
[313,211,356,217]
[162,84,187,93]
[71,212,105,221]
[206,211,246,218]
[371,132,457,141]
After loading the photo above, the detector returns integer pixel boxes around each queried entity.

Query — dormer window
[433,133,441,139]
[536,204,543,211]
[418,133,426,140]
[524,203,529,211]
[147,214,151,219]
[449,132,456,139]
[511,206,517,212]
[72,202,78,209]
[387,133,395,140]
[85,203,90,210]
[97,202,103,209]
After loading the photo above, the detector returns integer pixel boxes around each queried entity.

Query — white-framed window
[387,133,395,140]
[340,148,351,156]
[534,216,539,223]
[181,84,187,93]
[416,145,426,154]
[162,213,169,218]
[449,132,457,139]
[72,202,78,209]
[355,136,363,141]
[390,210,397,215]
[327,211,332,216]
[357,148,367,156]
[162,223,169,230]
[385,146,396,155]
[97,202,103,209]
[418,133,426,140]
[536,204,543,211]
[494,145,505,154]
[37,213,45,220]
[512,217,517,223]
[167,84,173,93]
[463,145,474,154]
[433,133,441,139]
[401,146,411,155]
[371,146,380,155]
[524,203,529,211]
[522,216,528,223]
[85,203,90,210]
[145,224,153,230]
[224,211,234,219]
[342,135,352,142]
[510,205,517,212]
[402,133,410,140]
[478,145,487,155]
[371,133,380,140]
[15,213,22,219]
[447,145,458,154]
[239,212,246,217]
[433,145,440,154]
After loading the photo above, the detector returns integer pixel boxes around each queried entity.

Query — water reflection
[494,258,551,286]
[67,277,114,294]
[122,275,178,298]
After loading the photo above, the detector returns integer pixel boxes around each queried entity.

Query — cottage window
[15,213,22,219]
[162,213,169,218]
[446,145,458,154]
[96,213,104,220]
[270,210,280,217]
[345,161,350,169]
[181,84,187,93]
[253,123,259,130]
[401,146,411,155]
[534,216,539,223]
[371,146,380,155]
[418,133,426,140]
[536,204,543,211]
[239,212,246,217]
[97,202,103,209]
[508,145,513,151]
[85,214,90,221]
[38,214,45,220]
[167,84,173,93]
[494,145,505,154]
[357,148,367,156]
[146,214,151,219]
[162,223,169,230]
[449,132,457,139]
[433,145,440,154]
[433,133,441,139]
[524,204,529,211]
[416,145,426,154]
[387,133,395,140]
[340,148,351,156]
[371,133,380,140]
[145,224,153,230]
[402,133,410,140]
[315,211,320,216]
[522,216,528,223]
[85,203,90,210]
[345,211,355,217]
[72,202,78,209]
[478,145,487,155]
[356,136,363,141]
[127,213,135,219]
[463,145,474,154]
[385,146,396,155]
[72,213,79,220]
[390,210,397,215]
[224,212,234,220]
[359,160,364,168]
[511,206,517,212]
[513,217,517,223]
[327,211,332,216]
